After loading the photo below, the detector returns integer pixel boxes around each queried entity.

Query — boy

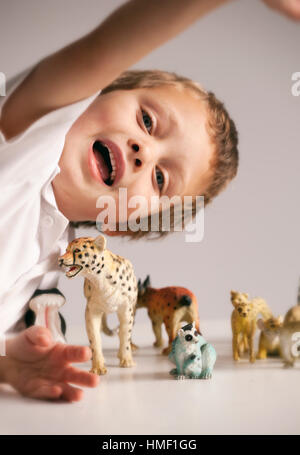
[0,0,298,402]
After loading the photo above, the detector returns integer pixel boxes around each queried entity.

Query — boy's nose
[131,143,142,168]
[128,139,155,170]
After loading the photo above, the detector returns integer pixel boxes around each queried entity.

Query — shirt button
[42,215,54,227]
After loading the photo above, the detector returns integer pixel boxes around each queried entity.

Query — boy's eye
[142,109,153,133]
[155,167,164,191]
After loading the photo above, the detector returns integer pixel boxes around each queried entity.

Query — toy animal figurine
[256,316,283,359]
[283,304,300,325]
[59,235,138,375]
[137,276,200,355]
[280,321,300,367]
[168,322,216,379]
[230,290,272,363]
[25,288,67,344]
[279,280,300,367]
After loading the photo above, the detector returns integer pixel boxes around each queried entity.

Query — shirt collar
[40,164,70,236]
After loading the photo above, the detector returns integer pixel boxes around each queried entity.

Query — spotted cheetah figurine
[59,235,138,375]
[137,276,200,355]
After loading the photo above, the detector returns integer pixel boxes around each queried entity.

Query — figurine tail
[102,314,118,336]
[179,295,192,307]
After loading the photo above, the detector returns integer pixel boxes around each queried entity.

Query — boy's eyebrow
[145,99,180,138]
[165,162,187,197]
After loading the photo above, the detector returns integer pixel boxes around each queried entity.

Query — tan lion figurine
[230,290,272,363]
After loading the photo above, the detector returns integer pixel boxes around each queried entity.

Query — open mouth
[92,140,116,186]
[63,264,82,278]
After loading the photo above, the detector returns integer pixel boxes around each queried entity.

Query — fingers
[6,326,54,362]
[25,377,85,402]
[29,383,83,402]
[62,366,100,387]
[25,326,53,348]
[29,384,63,400]
[60,383,84,402]
[54,344,92,364]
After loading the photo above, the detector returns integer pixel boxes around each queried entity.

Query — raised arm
[1,0,231,139]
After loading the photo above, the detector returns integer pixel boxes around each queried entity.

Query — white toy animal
[59,235,138,375]
[279,279,300,367]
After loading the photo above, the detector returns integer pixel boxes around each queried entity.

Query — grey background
[1,0,299,330]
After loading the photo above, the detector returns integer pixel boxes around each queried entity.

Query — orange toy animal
[137,276,200,355]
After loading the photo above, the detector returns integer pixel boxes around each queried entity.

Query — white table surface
[0,319,299,435]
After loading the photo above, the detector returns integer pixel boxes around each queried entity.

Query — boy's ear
[94,235,106,251]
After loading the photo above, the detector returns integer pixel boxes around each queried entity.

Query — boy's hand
[3,326,99,401]
[262,0,300,20]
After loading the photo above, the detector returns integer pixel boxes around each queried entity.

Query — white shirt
[0,64,100,335]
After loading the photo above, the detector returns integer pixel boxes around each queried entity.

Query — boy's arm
[262,0,300,20]
[1,0,230,139]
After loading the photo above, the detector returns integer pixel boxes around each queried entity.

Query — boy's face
[53,85,214,229]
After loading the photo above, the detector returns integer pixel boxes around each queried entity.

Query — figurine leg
[186,312,200,335]
[162,314,182,355]
[130,342,139,352]
[232,332,240,361]
[162,344,172,355]
[169,368,178,376]
[257,349,267,359]
[199,368,212,379]
[257,338,267,359]
[162,321,173,355]
[195,318,201,334]
[248,334,256,363]
[175,375,186,380]
[243,333,249,353]
[283,360,295,368]
[117,306,135,368]
[238,333,245,356]
[152,320,163,348]
[280,339,295,367]
[85,306,107,375]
